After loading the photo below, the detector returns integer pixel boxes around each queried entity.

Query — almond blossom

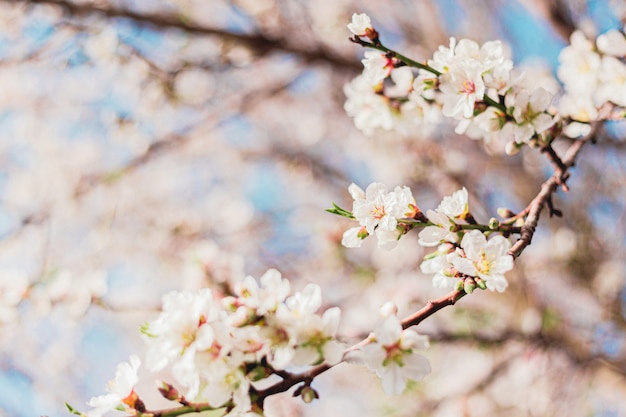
[502,87,556,144]
[360,314,431,395]
[418,188,468,247]
[347,13,374,37]
[86,355,141,417]
[452,230,514,292]
[344,182,418,249]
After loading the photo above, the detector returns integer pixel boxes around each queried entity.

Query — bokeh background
[1,1,625,416]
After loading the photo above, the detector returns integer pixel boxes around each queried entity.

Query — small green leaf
[65,402,86,416]
[325,203,355,219]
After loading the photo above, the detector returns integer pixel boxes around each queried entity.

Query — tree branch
[6,0,361,70]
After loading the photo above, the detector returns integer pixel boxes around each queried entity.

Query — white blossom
[503,87,555,144]
[597,29,626,57]
[420,244,458,288]
[360,314,431,395]
[361,51,392,86]
[341,226,367,248]
[439,62,485,119]
[452,230,514,292]
[346,182,417,250]
[418,188,468,247]
[347,13,373,37]
[350,183,400,234]
[597,56,626,107]
[86,355,141,417]
[557,31,601,97]
[344,74,395,134]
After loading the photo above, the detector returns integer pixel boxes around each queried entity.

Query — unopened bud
[455,279,464,291]
[300,387,319,404]
[474,277,487,290]
[379,301,398,317]
[158,381,181,402]
[357,226,369,240]
[497,207,515,219]
[294,384,319,403]
[463,278,476,294]
[488,218,500,230]
[505,141,521,155]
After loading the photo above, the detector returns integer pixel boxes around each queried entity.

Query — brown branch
[6,0,360,70]
[401,289,466,329]
[508,137,588,258]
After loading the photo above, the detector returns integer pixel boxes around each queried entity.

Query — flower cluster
[338,183,514,292]
[345,13,559,153]
[341,182,419,250]
[421,229,513,292]
[558,27,626,137]
[344,15,441,136]
[83,269,344,416]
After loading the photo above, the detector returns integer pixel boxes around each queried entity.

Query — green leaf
[325,203,355,219]
[65,402,86,417]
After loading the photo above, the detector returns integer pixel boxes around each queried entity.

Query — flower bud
[463,278,476,294]
[357,226,369,240]
[488,218,500,230]
[157,381,181,402]
[474,277,487,290]
[497,207,515,219]
[379,301,398,317]
[505,141,521,155]
[300,386,319,404]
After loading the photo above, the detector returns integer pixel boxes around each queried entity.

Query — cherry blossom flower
[143,288,224,383]
[360,314,431,395]
[345,182,418,249]
[439,62,486,118]
[596,29,626,57]
[597,56,626,107]
[557,31,601,98]
[361,51,393,86]
[452,230,514,292]
[86,355,141,417]
[503,87,555,144]
[341,226,368,248]
[344,74,395,134]
[418,188,468,247]
[231,268,291,316]
[420,244,458,288]
[347,13,374,37]
[350,182,400,235]
[290,306,345,366]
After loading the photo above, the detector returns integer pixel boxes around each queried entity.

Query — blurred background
[0,0,625,416]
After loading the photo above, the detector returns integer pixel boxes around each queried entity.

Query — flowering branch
[348,35,441,75]
[509,131,592,258]
[69,11,626,417]
[401,289,466,329]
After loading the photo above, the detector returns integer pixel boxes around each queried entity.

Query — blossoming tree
[1,2,626,417]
